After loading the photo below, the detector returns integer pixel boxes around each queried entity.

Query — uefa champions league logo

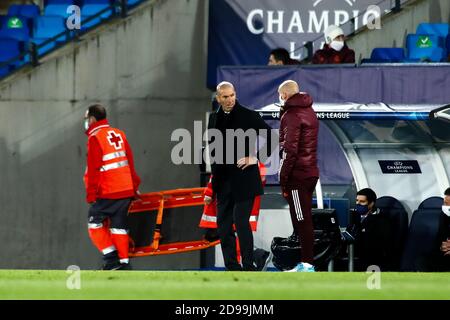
[246,0,382,37]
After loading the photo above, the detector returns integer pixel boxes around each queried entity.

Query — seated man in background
[312,25,355,64]
[348,188,396,271]
[268,48,300,65]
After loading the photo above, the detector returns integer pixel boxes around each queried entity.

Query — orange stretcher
[128,188,220,257]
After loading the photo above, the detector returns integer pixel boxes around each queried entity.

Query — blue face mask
[356,204,369,215]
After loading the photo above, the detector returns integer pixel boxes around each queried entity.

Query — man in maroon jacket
[278,80,319,272]
[312,25,355,64]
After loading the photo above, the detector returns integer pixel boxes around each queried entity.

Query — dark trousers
[283,177,318,264]
[88,198,132,229]
[217,178,255,271]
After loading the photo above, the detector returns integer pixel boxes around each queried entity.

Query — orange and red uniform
[85,119,141,264]
[84,119,140,203]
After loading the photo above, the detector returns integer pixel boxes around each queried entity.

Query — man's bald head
[216,81,237,113]
[216,81,235,94]
[278,80,299,96]
[278,80,299,103]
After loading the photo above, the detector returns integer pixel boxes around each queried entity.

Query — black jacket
[207,102,272,201]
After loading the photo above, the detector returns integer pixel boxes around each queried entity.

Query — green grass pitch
[0,270,449,300]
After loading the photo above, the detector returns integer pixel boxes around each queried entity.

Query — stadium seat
[416,23,450,52]
[44,0,77,18]
[401,197,448,271]
[32,16,68,55]
[415,23,450,55]
[0,16,31,42]
[418,196,444,209]
[0,39,22,77]
[447,35,450,55]
[81,1,114,29]
[416,23,449,38]
[8,5,41,18]
[375,196,409,270]
[0,66,10,78]
[127,0,141,5]
[406,34,446,62]
[369,48,405,63]
[6,5,21,16]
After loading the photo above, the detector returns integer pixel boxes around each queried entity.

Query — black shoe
[117,263,133,270]
[204,228,220,242]
[101,251,121,270]
[101,261,122,270]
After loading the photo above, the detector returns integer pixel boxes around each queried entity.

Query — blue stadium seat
[375,196,409,270]
[7,5,23,16]
[416,23,449,38]
[32,16,68,55]
[0,16,31,42]
[447,35,450,56]
[0,66,10,78]
[401,196,449,271]
[0,39,21,61]
[8,5,41,18]
[44,0,77,18]
[0,39,22,77]
[406,34,446,62]
[127,0,141,5]
[0,16,7,30]
[401,208,447,271]
[415,23,450,56]
[418,196,445,209]
[81,1,114,29]
[370,48,405,63]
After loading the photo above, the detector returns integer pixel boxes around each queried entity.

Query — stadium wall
[348,0,450,62]
[0,0,211,269]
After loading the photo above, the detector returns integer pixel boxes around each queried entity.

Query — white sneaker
[285,262,315,272]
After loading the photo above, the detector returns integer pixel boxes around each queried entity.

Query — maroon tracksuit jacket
[279,92,319,264]
[279,92,319,186]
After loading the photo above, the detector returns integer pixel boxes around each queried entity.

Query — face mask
[84,119,90,131]
[442,205,450,217]
[278,95,285,106]
[356,204,369,215]
[330,40,344,52]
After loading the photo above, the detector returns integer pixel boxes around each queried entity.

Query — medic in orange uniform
[84,104,141,270]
